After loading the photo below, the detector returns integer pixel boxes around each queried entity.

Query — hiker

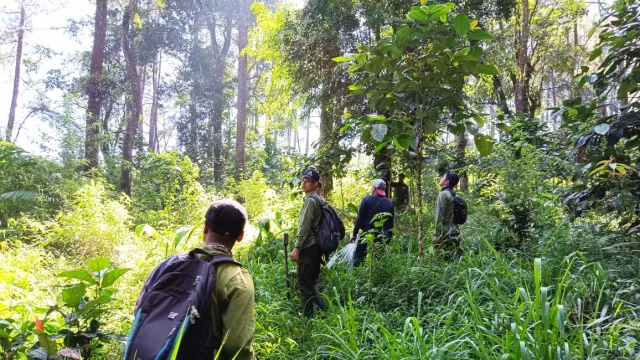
[350,179,395,267]
[290,168,327,316]
[434,172,462,258]
[126,200,255,360]
[390,173,411,210]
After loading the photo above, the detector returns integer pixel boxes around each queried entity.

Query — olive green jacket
[295,194,322,249]
[434,188,460,239]
[198,247,255,360]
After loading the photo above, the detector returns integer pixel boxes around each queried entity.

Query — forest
[0,0,639,358]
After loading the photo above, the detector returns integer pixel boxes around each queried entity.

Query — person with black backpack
[125,200,255,360]
[434,172,467,259]
[290,169,329,317]
[350,179,395,267]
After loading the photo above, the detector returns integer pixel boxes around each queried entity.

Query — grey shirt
[434,188,460,238]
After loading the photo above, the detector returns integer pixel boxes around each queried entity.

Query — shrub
[48,181,131,261]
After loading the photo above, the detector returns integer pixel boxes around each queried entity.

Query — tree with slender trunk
[121,0,142,195]
[6,2,25,143]
[85,0,108,169]
[149,51,161,153]
[235,0,249,180]
[514,0,530,116]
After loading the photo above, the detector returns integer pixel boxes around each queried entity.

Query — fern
[0,190,56,203]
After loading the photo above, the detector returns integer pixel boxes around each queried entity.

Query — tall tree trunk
[456,133,468,191]
[136,67,146,154]
[514,0,530,116]
[235,0,249,180]
[204,10,232,184]
[149,51,161,153]
[317,98,334,194]
[6,3,25,143]
[415,122,424,266]
[305,115,311,155]
[85,0,108,169]
[121,0,142,196]
[492,76,512,118]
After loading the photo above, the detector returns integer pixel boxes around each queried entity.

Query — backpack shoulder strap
[188,248,242,267]
[444,188,457,197]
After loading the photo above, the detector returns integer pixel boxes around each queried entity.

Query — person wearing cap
[290,168,326,316]
[135,200,255,360]
[350,179,395,267]
[434,172,462,258]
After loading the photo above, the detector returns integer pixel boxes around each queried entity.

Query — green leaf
[61,283,86,308]
[594,123,610,135]
[332,56,353,63]
[374,139,391,152]
[371,124,388,142]
[589,46,603,61]
[474,134,494,156]
[57,269,98,285]
[467,29,493,40]
[393,135,411,150]
[135,224,156,238]
[34,329,57,356]
[453,14,470,36]
[175,226,196,248]
[477,64,499,76]
[396,26,411,44]
[409,8,429,22]
[347,203,359,214]
[87,257,111,272]
[467,46,483,60]
[101,268,131,288]
[496,123,512,132]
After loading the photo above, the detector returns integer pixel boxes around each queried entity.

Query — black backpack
[445,188,468,225]
[123,249,240,360]
[308,194,345,256]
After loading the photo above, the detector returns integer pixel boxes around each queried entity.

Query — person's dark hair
[205,200,248,245]
[445,172,460,188]
[399,173,406,179]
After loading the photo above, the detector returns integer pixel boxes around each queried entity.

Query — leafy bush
[237,170,270,220]
[48,181,132,261]
[132,152,210,228]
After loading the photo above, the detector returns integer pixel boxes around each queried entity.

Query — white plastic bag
[327,242,357,269]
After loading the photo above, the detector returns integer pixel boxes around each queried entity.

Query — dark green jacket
[295,194,322,248]
[434,188,460,238]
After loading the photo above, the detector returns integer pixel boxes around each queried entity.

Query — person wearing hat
[134,200,255,359]
[350,179,395,267]
[290,168,326,316]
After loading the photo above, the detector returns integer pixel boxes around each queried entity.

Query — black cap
[301,168,320,183]
[205,199,248,241]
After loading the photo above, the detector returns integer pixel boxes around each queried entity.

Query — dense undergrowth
[0,140,639,359]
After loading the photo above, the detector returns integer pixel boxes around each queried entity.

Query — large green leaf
[101,268,131,288]
[467,46,483,60]
[408,8,429,22]
[87,257,111,273]
[135,224,156,238]
[453,14,470,36]
[34,329,57,356]
[474,134,494,156]
[175,226,197,248]
[395,26,411,44]
[589,45,603,61]
[371,124,388,142]
[477,64,499,76]
[61,283,86,308]
[467,29,493,40]
[57,269,98,285]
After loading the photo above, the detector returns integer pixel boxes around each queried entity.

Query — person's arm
[295,197,316,248]
[220,271,255,360]
[434,191,448,236]
[351,198,367,241]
